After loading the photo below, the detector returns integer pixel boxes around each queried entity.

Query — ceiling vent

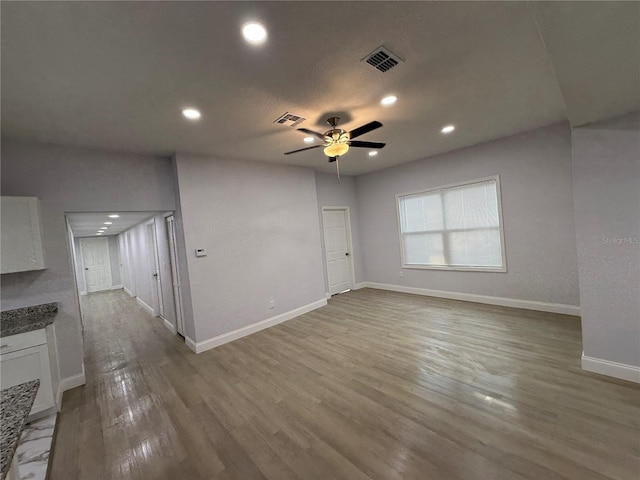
[273,112,306,127]
[363,45,403,73]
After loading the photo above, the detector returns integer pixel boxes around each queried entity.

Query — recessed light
[182,108,201,120]
[304,136,314,143]
[99,227,108,230]
[96,232,103,235]
[108,214,120,218]
[441,125,455,134]
[368,151,378,157]
[104,222,112,225]
[381,95,397,106]
[242,22,267,45]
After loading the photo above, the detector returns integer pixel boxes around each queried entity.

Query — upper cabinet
[1,196,46,274]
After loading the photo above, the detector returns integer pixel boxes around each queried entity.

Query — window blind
[398,178,504,270]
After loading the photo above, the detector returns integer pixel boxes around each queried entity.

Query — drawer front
[0,328,47,354]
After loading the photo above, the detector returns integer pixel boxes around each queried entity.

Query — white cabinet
[0,329,55,416]
[1,196,46,274]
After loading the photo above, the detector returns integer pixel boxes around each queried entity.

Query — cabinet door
[1,196,46,273]
[0,344,55,415]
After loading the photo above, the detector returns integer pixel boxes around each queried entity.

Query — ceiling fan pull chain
[336,157,340,183]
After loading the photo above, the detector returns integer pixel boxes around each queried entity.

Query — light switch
[195,248,207,257]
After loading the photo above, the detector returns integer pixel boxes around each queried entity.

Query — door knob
[85,267,89,270]
[153,273,158,277]
[345,252,350,256]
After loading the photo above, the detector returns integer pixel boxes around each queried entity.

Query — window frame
[395,175,507,272]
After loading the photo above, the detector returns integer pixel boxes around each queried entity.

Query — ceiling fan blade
[284,145,323,155]
[297,128,328,141]
[348,140,386,149]
[328,157,337,163]
[348,121,383,140]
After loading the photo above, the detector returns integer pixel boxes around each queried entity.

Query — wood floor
[50,289,639,480]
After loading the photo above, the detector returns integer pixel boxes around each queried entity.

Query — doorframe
[65,216,85,330]
[146,219,163,318]
[124,230,136,297]
[164,212,185,336]
[79,236,113,293]
[321,206,356,296]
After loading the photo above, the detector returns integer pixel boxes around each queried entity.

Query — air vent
[363,45,403,73]
[273,112,306,127]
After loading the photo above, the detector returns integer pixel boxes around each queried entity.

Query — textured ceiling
[2,2,638,176]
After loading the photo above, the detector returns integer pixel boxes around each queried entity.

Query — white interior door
[80,237,112,293]
[146,222,163,317]
[322,208,353,295]
[166,215,185,336]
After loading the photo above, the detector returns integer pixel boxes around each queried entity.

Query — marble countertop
[0,303,57,337]
[0,380,40,480]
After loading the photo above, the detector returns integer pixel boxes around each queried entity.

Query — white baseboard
[124,287,134,297]
[325,292,331,299]
[136,297,155,315]
[56,372,86,406]
[28,406,58,423]
[185,336,198,352]
[110,285,123,290]
[353,282,368,290]
[187,298,327,354]
[358,282,581,316]
[581,353,640,383]
[163,317,177,334]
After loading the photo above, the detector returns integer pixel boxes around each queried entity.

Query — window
[397,176,506,271]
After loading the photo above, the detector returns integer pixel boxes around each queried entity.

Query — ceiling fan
[284,117,386,173]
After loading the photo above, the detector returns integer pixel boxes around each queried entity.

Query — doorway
[322,207,355,295]
[66,211,186,341]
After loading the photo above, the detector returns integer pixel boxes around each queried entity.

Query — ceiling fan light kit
[284,116,386,178]
[324,143,349,157]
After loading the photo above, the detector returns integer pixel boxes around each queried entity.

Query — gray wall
[571,112,640,367]
[108,236,121,286]
[314,173,364,294]
[355,123,581,306]
[119,233,133,294]
[0,140,176,380]
[118,213,176,328]
[174,153,326,342]
[126,221,155,310]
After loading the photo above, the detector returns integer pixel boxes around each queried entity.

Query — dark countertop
[0,303,57,337]
[0,380,40,480]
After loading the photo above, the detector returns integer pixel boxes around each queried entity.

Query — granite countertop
[0,380,40,480]
[0,303,57,337]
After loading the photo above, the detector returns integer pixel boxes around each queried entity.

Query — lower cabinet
[0,329,55,416]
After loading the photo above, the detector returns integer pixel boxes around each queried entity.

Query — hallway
[50,289,639,480]
[52,290,191,478]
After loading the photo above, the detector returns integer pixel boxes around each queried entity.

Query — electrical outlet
[399,271,404,278]
[268,299,276,309]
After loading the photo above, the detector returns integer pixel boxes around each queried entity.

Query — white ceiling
[1,2,638,176]
[67,212,162,238]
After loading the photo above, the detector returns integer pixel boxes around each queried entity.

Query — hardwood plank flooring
[50,288,640,479]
